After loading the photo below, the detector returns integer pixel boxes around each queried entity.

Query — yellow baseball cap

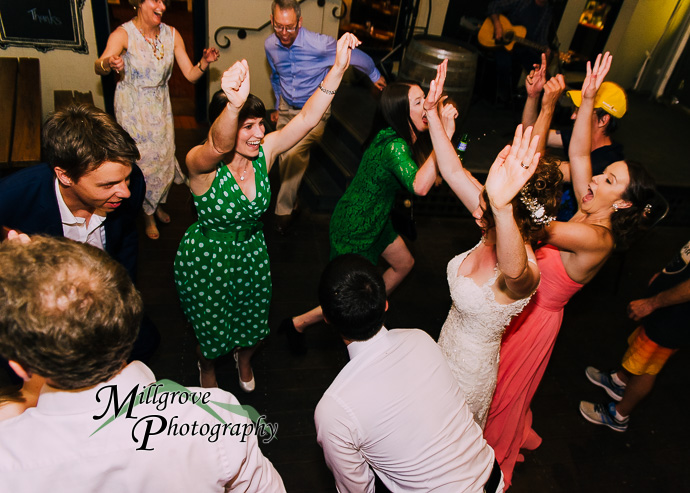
[568,81,627,118]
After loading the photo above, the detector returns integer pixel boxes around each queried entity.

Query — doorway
[93,0,207,125]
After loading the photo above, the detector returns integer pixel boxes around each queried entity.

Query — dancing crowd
[0,0,687,492]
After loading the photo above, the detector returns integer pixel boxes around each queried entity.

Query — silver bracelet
[197,61,206,73]
[318,82,336,95]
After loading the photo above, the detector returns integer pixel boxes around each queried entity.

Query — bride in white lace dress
[429,117,562,427]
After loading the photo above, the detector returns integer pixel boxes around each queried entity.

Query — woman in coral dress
[483,244,582,484]
[483,53,660,488]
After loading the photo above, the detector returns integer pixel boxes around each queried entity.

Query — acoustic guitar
[478,15,550,53]
[478,15,572,65]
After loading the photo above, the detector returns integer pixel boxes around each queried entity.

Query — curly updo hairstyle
[482,155,563,244]
[611,160,659,250]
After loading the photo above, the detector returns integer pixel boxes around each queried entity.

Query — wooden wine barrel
[399,36,477,122]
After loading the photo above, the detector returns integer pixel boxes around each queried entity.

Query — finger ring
[520,163,529,169]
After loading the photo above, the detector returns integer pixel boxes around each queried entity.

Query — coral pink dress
[484,245,583,489]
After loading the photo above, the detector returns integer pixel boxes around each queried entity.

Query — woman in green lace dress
[174,35,359,390]
[281,61,460,352]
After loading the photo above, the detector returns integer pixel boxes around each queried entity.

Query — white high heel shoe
[233,349,255,393]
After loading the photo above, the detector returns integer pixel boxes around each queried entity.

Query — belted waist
[200,222,262,242]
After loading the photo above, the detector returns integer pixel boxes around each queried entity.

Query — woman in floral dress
[95,0,219,239]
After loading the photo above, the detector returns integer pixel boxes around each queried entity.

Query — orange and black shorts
[622,327,677,376]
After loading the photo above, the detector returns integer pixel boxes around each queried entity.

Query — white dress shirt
[315,327,502,492]
[0,362,285,493]
[55,178,106,250]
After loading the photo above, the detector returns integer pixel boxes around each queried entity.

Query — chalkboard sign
[0,0,88,53]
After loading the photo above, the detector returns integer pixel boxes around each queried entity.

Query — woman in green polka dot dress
[174,35,359,391]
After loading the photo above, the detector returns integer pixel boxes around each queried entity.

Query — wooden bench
[54,90,95,112]
[0,57,42,172]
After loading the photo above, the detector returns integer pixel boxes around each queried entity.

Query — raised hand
[485,124,540,210]
[203,47,220,64]
[581,52,612,100]
[439,99,458,139]
[334,33,361,72]
[541,74,566,110]
[424,59,448,112]
[221,60,250,109]
[525,53,547,98]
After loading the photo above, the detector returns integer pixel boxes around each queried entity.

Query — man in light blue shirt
[265,0,386,234]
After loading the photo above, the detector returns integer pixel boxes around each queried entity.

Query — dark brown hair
[369,82,432,166]
[611,160,658,249]
[42,104,140,181]
[482,155,563,243]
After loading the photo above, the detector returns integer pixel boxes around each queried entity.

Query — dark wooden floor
[128,121,690,492]
[3,75,690,491]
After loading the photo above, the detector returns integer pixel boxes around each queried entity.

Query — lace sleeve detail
[381,134,418,194]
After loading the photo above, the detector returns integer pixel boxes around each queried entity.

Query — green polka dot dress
[174,149,271,360]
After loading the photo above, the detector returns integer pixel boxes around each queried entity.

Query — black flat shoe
[278,318,307,355]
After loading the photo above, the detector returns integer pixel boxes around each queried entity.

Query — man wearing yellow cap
[523,59,628,219]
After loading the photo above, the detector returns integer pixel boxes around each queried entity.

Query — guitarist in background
[487,0,555,105]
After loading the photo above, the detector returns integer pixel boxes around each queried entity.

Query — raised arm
[532,74,565,156]
[185,60,249,188]
[570,52,612,205]
[94,28,128,75]
[486,125,541,299]
[425,61,483,211]
[173,29,219,83]
[262,33,358,166]
[521,53,547,128]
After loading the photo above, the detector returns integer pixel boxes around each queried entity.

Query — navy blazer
[0,163,145,280]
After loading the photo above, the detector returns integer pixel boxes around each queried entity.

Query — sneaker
[585,366,625,402]
[579,401,629,432]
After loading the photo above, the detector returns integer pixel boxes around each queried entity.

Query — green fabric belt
[200,223,261,242]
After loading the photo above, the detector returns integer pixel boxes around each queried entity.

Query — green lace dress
[329,127,418,264]
[174,149,271,359]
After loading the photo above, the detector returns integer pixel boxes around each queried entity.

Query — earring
[612,203,619,211]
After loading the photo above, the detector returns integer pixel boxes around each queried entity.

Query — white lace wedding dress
[438,241,534,428]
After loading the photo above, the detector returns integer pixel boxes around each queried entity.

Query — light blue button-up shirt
[265,27,382,109]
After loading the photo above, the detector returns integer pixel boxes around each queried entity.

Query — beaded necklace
[134,18,164,60]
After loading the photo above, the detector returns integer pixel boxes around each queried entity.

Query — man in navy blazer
[0,104,144,280]
[0,104,157,370]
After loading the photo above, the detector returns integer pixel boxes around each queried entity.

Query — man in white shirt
[0,237,285,493]
[314,254,504,492]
